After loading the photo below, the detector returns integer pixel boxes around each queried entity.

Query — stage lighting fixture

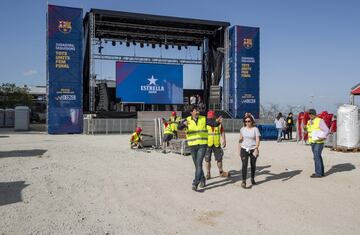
[146,42,150,47]
[197,45,201,50]
[112,41,116,46]
[132,41,136,46]
[104,40,108,44]
[140,42,144,48]
[178,45,181,50]
[126,42,130,47]
[98,46,104,54]
[119,41,123,45]
[172,44,175,48]
[185,45,188,49]
[159,42,162,48]
[152,44,156,49]
[165,44,169,50]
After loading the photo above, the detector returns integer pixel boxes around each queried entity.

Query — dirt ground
[1,131,360,234]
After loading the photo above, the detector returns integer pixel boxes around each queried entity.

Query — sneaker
[199,181,206,188]
[206,173,211,180]
[161,150,166,154]
[251,178,257,185]
[241,181,246,188]
[192,185,197,191]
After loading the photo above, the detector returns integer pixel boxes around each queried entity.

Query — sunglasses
[245,120,252,123]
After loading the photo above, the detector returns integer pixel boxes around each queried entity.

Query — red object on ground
[318,111,333,128]
[330,120,337,133]
[302,112,310,142]
[297,112,304,140]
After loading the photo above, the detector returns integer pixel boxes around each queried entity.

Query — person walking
[238,115,261,188]
[304,109,329,178]
[274,113,286,142]
[286,112,294,139]
[204,110,229,180]
[178,105,221,191]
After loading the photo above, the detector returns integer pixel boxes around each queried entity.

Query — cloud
[23,69,38,76]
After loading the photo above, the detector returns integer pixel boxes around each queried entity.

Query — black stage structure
[83,9,230,113]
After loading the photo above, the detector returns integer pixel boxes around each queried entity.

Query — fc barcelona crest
[243,38,253,49]
[58,21,72,33]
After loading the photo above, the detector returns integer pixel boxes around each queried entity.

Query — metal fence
[83,118,137,134]
[83,118,275,135]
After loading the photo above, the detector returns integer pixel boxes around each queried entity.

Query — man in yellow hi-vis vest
[178,105,222,191]
[205,110,230,179]
[305,109,329,178]
[162,111,180,154]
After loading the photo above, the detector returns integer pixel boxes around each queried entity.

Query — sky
[0,0,359,113]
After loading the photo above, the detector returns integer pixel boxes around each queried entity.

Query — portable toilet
[15,106,30,131]
[0,109,4,127]
[5,108,15,127]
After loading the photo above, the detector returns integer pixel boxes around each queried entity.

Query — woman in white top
[274,113,286,142]
[238,115,261,188]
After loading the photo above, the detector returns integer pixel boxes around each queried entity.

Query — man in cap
[205,110,230,179]
[304,109,329,178]
[130,127,143,149]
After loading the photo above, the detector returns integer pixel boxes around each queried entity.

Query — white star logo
[147,75,157,85]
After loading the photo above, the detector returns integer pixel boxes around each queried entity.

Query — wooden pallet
[331,146,360,153]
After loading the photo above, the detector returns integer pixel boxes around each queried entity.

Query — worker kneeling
[130,127,144,149]
[205,110,230,179]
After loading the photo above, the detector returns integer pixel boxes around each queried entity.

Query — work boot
[206,172,211,180]
[199,181,206,188]
[192,184,198,191]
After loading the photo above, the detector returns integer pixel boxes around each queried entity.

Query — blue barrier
[257,124,278,140]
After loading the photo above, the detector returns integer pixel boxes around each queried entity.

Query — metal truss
[93,54,201,65]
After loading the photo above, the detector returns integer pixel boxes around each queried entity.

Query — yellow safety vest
[130,132,141,144]
[207,124,222,147]
[164,122,174,135]
[186,116,208,146]
[170,116,181,132]
[306,117,324,144]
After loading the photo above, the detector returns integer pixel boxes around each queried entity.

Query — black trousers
[287,126,293,139]
[240,148,257,181]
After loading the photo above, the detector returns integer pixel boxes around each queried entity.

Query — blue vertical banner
[229,25,260,119]
[47,5,83,134]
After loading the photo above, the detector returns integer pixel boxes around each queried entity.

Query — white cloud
[23,69,38,76]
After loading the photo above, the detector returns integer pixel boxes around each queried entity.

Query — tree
[0,83,33,108]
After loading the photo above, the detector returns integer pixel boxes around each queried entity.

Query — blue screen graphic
[116,62,183,104]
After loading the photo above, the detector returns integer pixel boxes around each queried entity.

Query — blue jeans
[277,128,282,141]
[190,145,207,186]
[311,143,325,176]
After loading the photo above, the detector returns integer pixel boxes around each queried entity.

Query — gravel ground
[1,131,360,234]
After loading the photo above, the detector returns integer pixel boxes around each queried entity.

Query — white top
[240,127,261,150]
[274,117,286,129]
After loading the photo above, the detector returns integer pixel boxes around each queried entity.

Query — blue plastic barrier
[257,124,278,140]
